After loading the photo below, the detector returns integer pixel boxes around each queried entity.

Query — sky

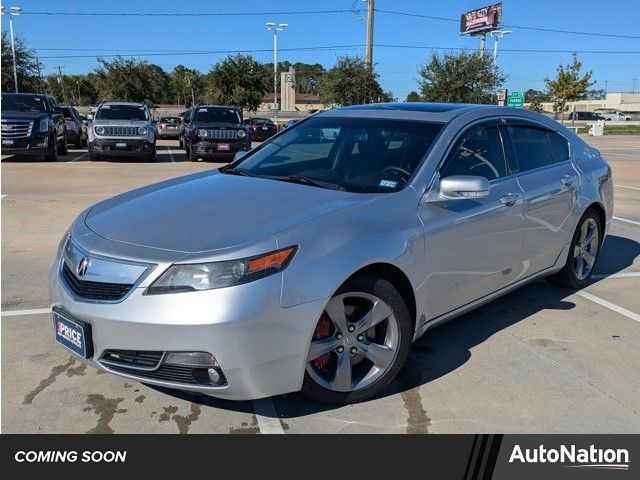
[2,0,639,101]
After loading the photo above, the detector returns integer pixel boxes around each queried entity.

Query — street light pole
[490,30,512,63]
[1,6,22,93]
[266,22,287,126]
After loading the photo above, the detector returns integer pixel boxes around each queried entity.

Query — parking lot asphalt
[2,137,639,433]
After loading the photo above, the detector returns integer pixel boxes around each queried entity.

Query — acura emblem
[77,257,91,277]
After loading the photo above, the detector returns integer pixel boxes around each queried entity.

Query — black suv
[1,93,67,161]
[182,105,250,161]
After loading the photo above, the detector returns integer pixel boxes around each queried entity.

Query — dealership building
[533,92,640,114]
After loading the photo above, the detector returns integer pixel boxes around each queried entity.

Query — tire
[57,137,68,156]
[146,149,157,162]
[547,208,602,289]
[301,275,413,404]
[188,147,198,162]
[179,138,184,149]
[89,152,100,161]
[74,135,83,149]
[44,135,58,161]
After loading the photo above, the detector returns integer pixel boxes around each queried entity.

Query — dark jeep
[183,105,251,161]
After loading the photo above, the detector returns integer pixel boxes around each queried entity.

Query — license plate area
[53,310,93,358]
[2,139,14,145]
[115,142,127,148]
[217,143,230,151]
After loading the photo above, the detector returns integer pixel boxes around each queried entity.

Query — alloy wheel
[573,217,599,280]
[306,292,399,392]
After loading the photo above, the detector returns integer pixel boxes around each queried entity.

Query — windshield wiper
[266,175,346,191]
[219,166,257,177]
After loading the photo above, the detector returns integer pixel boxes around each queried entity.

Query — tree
[1,31,43,93]
[204,54,270,111]
[544,54,594,115]
[585,88,606,100]
[169,65,203,106]
[319,56,385,106]
[524,88,553,104]
[406,91,421,102]
[417,51,505,104]
[44,73,98,105]
[93,57,169,105]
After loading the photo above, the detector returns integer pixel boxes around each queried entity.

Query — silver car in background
[49,103,613,404]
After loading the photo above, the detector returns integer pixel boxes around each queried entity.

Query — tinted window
[508,126,554,172]
[235,117,443,193]
[96,105,148,121]
[441,125,506,180]
[1,94,48,112]
[547,132,569,163]
[193,108,241,124]
[61,107,76,120]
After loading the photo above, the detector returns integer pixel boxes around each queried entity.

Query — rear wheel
[547,208,602,289]
[302,275,412,404]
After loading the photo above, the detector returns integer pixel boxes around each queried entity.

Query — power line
[21,9,353,17]
[375,9,640,40]
[35,44,640,59]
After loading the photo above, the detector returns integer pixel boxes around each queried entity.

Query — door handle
[561,175,574,187]
[499,193,519,206]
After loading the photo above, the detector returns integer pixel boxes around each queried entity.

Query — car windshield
[251,118,273,125]
[95,105,148,121]
[1,94,48,112]
[160,117,179,123]
[193,108,241,124]
[234,117,443,193]
[61,107,76,120]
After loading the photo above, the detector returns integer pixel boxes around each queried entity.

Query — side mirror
[439,175,490,199]
[234,151,248,162]
[422,175,490,203]
[86,113,94,120]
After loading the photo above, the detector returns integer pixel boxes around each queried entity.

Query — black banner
[1,434,636,478]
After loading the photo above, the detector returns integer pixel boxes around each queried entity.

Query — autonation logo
[509,444,630,471]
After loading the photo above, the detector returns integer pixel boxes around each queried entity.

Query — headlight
[147,246,297,294]
[198,129,208,138]
[95,126,105,135]
[237,129,247,139]
[39,118,49,132]
[138,126,148,135]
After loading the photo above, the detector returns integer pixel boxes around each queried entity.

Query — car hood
[1,111,48,120]
[84,171,369,254]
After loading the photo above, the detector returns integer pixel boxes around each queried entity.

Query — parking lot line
[576,291,640,324]
[615,185,640,191]
[251,398,285,434]
[1,307,51,317]
[67,152,88,163]
[592,272,640,280]
[613,216,640,227]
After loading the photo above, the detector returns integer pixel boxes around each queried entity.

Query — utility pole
[633,79,637,94]
[479,33,486,55]
[365,0,375,69]
[266,22,288,126]
[1,6,22,92]
[55,64,66,102]
[36,56,43,93]
[604,80,608,95]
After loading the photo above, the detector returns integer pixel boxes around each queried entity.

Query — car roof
[99,101,146,107]
[195,105,239,109]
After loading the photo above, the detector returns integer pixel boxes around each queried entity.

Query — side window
[441,125,507,181]
[547,131,570,163]
[508,126,554,172]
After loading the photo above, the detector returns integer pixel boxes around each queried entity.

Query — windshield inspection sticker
[379,179,397,188]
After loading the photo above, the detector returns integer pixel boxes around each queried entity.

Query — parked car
[49,103,613,404]
[600,111,631,121]
[88,102,156,161]
[182,105,250,161]
[245,117,278,141]
[61,106,88,148]
[567,111,603,121]
[0,92,67,161]
[156,116,181,139]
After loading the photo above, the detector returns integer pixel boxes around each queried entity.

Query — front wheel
[547,208,602,289]
[302,275,413,404]
[57,136,68,156]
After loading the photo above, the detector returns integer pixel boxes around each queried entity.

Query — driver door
[418,120,525,320]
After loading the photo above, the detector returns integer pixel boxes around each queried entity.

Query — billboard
[460,3,502,35]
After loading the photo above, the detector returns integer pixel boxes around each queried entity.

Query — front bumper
[192,139,249,159]
[48,255,326,400]
[89,138,154,157]
[1,133,50,156]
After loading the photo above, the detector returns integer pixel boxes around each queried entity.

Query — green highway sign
[507,91,525,108]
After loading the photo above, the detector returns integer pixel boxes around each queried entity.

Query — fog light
[164,351,218,368]
[207,368,221,384]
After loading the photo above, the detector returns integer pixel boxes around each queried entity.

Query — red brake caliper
[312,312,333,369]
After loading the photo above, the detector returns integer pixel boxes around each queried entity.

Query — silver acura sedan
[49,103,613,404]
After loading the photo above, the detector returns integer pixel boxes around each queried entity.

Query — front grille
[205,129,241,140]
[62,262,133,301]
[99,351,227,386]
[100,350,164,370]
[1,120,34,139]
[100,126,141,136]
